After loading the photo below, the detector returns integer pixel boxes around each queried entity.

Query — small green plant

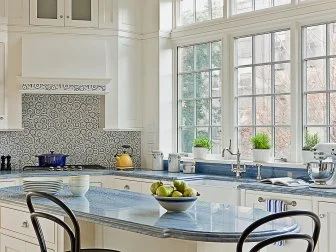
[193,137,212,151]
[303,131,319,151]
[250,132,272,149]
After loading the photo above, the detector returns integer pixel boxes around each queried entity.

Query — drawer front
[1,207,55,243]
[114,179,142,193]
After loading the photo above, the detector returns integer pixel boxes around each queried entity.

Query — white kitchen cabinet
[30,0,98,28]
[188,180,240,205]
[0,179,19,188]
[244,191,313,252]
[0,235,55,252]
[1,235,26,252]
[30,0,65,26]
[114,178,142,193]
[317,201,336,252]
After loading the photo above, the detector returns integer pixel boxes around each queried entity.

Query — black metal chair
[26,191,120,252]
[236,210,321,252]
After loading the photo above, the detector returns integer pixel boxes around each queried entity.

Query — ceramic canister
[152,150,164,171]
[168,153,181,173]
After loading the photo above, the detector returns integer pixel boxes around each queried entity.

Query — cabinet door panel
[318,202,336,252]
[8,0,29,25]
[30,0,64,26]
[0,235,25,252]
[245,192,312,252]
[64,0,98,27]
[0,42,5,122]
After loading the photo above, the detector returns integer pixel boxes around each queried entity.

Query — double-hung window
[303,22,336,142]
[235,30,291,159]
[177,41,222,154]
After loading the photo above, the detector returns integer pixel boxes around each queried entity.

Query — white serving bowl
[153,196,198,212]
[69,184,89,197]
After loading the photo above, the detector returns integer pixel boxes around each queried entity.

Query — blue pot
[36,151,68,167]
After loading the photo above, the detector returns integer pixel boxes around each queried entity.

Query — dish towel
[266,199,287,246]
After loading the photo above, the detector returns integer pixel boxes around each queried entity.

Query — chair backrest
[236,210,321,252]
[26,192,81,252]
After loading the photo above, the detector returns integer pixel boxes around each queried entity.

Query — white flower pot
[192,147,209,159]
[252,149,272,162]
[302,150,315,163]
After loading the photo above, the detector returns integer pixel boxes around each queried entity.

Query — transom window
[177,41,222,154]
[177,0,224,26]
[232,0,291,15]
[303,22,336,143]
[235,30,291,159]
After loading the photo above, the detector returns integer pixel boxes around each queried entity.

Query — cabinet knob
[319,214,325,219]
[67,15,70,19]
[60,15,63,18]
[124,185,130,190]
[0,117,4,120]
[21,221,29,228]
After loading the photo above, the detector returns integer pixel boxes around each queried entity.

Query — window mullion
[326,23,331,142]
[252,35,256,136]
[271,32,276,158]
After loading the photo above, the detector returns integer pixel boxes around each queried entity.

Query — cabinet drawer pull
[319,214,325,219]
[21,221,29,228]
[124,185,130,190]
[67,15,70,19]
[258,197,297,207]
[60,15,63,18]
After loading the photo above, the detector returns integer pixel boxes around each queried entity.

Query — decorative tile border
[21,83,107,93]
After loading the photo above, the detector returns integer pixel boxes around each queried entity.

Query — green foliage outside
[193,137,212,151]
[250,132,272,149]
[303,131,319,150]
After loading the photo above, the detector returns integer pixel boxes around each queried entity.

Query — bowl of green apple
[150,180,200,212]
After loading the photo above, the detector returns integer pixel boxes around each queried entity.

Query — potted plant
[302,131,319,163]
[192,137,212,159]
[250,132,272,162]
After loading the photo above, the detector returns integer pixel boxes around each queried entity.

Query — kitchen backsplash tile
[0,94,141,168]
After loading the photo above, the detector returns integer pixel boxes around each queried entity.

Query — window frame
[177,40,223,154]
[169,0,336,163]
[302,21,336,144]
[234,29,292,160]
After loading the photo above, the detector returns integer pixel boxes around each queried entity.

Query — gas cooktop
[22,165,106,172]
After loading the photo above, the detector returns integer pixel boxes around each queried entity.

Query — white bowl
[69,185,89,197]
[153,196,198,212]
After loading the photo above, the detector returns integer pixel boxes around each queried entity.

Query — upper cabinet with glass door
[30,0,98,28]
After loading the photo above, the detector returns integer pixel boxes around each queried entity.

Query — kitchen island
[0,186,297,252]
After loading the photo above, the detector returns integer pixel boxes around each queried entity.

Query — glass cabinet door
[30,0,65,26]
[65,0,98,27]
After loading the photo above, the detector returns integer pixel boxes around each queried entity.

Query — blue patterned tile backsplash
[0,94,141,168]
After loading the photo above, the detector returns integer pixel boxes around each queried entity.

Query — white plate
[23,177,63,182]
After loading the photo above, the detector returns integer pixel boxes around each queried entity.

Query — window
[177,0,224,26]
[303,22,336,143]
[235,30,291,159]
[177,41,222,154]
[232,0,291,15]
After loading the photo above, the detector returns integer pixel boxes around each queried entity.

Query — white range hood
[18,34,112,95]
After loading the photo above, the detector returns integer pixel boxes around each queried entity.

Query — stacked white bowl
[23,177,63,195]
[69,175,90,196]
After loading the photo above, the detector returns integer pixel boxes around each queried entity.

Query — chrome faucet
[222,140,246,178]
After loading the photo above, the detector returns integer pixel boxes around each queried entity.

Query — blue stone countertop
[1,169,336,198]
[0,186,297,243]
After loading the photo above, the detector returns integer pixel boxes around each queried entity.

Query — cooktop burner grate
[22,165,106,172]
